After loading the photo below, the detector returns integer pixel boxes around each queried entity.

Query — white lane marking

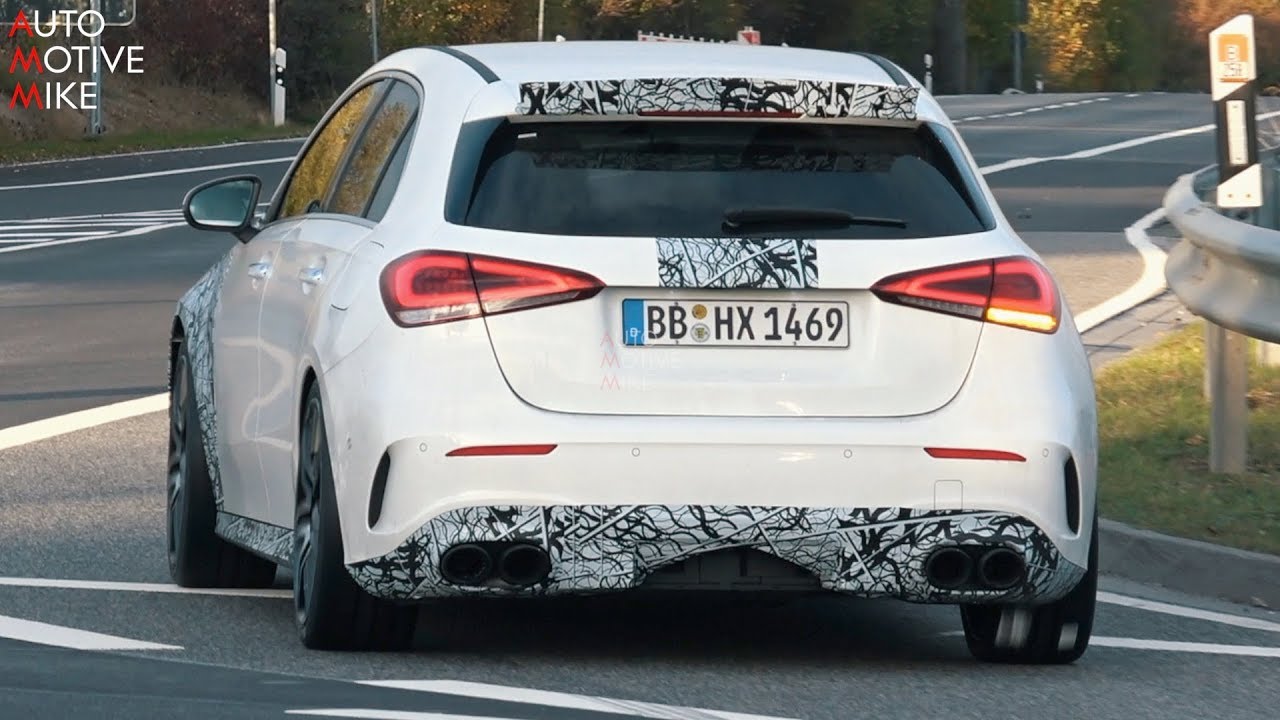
[0,613,182,651]
[1,222,172,229]
[0,576,291,598]
[359,680,800,720]
[980,110,1280,176]
[1100,591,1280,633]
[289,714,533,720]
[936,630,1280,658]
[0,221,186,255]
[0,136,305,169]
[0,231,115,238]
[1125,93,1141,98]
[0,156,293,191]
[0,394,169,450]
[1,211,182,224]
[0,209,186,250]
[1072,207,1168,333]
[1090,637,1280,657]
[951,95,1132,124]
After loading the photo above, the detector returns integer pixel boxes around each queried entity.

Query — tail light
[380,250,604,327]
[870,256,1060,334]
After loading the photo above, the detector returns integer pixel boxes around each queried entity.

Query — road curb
[1099,518,1280,609]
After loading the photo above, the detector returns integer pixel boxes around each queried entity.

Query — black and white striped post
[1212,14,1261,209]
[1205,14,1259,474]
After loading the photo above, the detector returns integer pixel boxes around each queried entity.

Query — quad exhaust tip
[924,546,1027,591]
[439,543,493,586]
[924,547,973,590]
[439,542,551,588]
[976,547,1026,590]
[498,543,552,587]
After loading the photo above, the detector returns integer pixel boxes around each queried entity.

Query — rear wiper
[722,207,907,233]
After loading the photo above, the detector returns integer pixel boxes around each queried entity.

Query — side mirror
[182,175,263,243]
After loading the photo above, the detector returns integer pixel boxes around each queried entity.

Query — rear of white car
[302,42,1098,662]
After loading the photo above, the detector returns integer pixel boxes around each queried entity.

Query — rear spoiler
[513,77,920,122]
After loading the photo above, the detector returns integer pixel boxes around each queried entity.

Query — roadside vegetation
[0,123,309,166]
[1097,322,1280,556]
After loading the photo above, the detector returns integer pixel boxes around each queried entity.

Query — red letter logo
[7,9,33,38]
[9,82,44,109]
[9,46,42,74]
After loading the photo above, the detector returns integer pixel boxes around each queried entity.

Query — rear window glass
[447,119,994,239]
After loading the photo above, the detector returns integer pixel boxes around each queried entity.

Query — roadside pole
[269,0,279,125]
[89,0,103,135]
[1205,14,1260,473]
[1011,0,1023,91]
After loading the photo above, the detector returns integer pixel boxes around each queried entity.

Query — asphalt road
[2,92,1279,720]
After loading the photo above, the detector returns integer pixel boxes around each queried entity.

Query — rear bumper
[317,301,1097,586]
[347,504,1087,604]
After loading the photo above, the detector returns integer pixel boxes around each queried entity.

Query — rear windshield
[445,119,995,239]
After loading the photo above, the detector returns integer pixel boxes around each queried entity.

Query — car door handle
[248,262,273,280]
[299,267,325,286]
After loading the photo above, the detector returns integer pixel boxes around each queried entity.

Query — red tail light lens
[871,256,1060,334]
[380,251,604,327]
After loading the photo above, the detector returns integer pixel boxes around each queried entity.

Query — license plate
[622,299,850,347]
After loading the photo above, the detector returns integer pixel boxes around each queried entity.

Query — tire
[293,382,418,651]
[167,339,279,588]
[959,511,1098,664]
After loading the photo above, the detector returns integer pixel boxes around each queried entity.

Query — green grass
[0,123,312,166]
[1098,323,1280,555]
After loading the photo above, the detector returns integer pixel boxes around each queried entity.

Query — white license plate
[622,299,850,347]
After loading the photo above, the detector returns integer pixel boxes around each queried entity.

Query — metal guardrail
[1162,146,1280,473]
[1163,150,1280,345]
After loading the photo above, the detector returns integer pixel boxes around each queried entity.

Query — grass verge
[0,122,311,166]
[1098,322,1280,555]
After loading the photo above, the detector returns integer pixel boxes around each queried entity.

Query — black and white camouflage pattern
[517,78,919,121]
[174,252,233,507]
[346,506,1086,603]
[657,238,817,289]
[215,512,293,565]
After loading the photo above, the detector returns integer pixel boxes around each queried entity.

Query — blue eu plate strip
[622,299,646,346]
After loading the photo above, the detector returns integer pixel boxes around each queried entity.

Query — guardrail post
[1204,323,1217,401]
[1205,322,1249,473]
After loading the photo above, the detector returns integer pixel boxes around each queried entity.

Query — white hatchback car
[169,40,1099,663]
